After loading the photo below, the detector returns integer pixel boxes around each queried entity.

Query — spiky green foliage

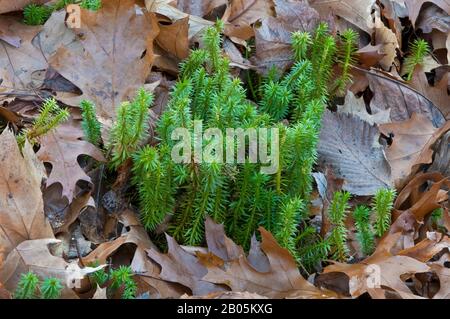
[14,272,40,299]
[80,100,102,146]
[109,88,154,169]
[292,31,311,62]
[274,196,305,256]
[431,208,443,225]
[17,97,69,148]
[110,266,137,299]
[353,205,375,256]
[40,278,63,299]
[373,188,396,237]
[127,21,358,263]
[80,0,101,10]
[403,39,430,81]
[297,226,331,271]
[23,4,52,25]
[329,191,351,262]
[334,29,358,94]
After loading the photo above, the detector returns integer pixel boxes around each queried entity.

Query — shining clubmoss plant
[329,191,351,262]
[17,97,69,148]
[23,4,52,25]
[274,196,305,256]
[353,205,375,256]
[334,29,358,94]
[128,21,357,259]
[14,272,40,299]
[403,39,430,81]
[80,0,102,10]
[40,278,63,299]
[80,100,102,146]
[108,88,154,169]
[110,266,137,299]
[373,188,396,237]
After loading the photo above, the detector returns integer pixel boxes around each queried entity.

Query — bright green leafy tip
[110,266,137,299]
[15,272,40,299]
[80,0,102,11]
[353,205,375,256]
[23,4,52,25]
[329,191,351,262]
[80,100,102,146]
[373,188,396,237]
[404,39,430,81]
[40,278,63,299]
[17,97,69,148]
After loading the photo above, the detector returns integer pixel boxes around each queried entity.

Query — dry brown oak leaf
[0,129,53,264]
[37,117,105,202]
[49,0,159,123]
[0,16,47,99]
[203,227,339,299]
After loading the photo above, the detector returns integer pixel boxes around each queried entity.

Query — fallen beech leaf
[378,113,446,186]
[37,117,105,202]
[409,66,450,119]
[49,0,159,122]
[0,0,49,14]
[0,16,47,100]
[156,16,189,60]
[0,129,53,263]
[318,110,393,195]
[366,70,445,126]
[310,0,374,33]
[204,227,339,298]
[0,239,79,298]
[337,91,390,125]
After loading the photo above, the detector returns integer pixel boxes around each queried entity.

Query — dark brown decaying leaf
[37,117,105,202]
[318,110,393,195]
[0,129,53,263]
[49,0,159,123]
